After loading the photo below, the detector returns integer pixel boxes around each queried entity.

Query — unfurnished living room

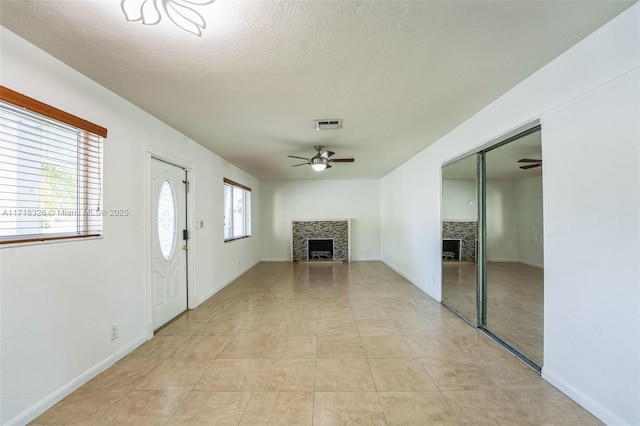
[0,1,638,425]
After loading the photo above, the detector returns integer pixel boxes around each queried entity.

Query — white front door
[151,158,188,330]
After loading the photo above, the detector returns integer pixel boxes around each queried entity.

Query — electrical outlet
[109,324,119,341]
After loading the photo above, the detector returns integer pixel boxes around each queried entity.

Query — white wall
[542,70,638,426]
[515,176,543,268]
[381,5,639,425]
[441,179,476,221]
[486,177,544,265]
[260,179,380,261]
[0,27,261,425]
[190,156,261,305]
[486,179,519,262]
[442,177,544,266]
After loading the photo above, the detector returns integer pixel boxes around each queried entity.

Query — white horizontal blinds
[0,100,104,243]
[223,178,251,241]
[223,181,233,239]
[232,185,248,237]
[244,188,251,237]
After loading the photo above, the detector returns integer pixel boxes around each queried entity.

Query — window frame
[223,177,251,242]
[0,86,107,245]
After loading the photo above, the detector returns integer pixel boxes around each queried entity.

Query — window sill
[0,233,103,248]
[224,235,251,243]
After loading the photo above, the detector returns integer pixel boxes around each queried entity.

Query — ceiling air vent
[316,119,342,131]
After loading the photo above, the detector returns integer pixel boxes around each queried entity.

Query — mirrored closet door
[483,128,544,366]
[441,154,478,325]
[441,124,544,369]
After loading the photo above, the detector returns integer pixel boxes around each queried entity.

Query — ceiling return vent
[315,119,342,131]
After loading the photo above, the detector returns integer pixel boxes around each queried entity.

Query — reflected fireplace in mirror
[442,239,462,261]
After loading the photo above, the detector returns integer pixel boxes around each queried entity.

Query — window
[223,178,251,241]
[0,86,107,244]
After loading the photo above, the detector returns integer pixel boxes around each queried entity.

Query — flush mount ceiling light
[121,0,215,36]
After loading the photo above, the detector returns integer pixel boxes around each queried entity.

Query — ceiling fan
[518,158,542,170]
[288,145,355,171]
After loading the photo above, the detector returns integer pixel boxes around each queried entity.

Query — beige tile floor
[442,261,544,365]
[32,261,600,425]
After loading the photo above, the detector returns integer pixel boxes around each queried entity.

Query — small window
[223,178,251,241]
[157,180,177,260]
[0,86,107,244]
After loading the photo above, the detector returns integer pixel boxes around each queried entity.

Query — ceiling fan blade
[288,155,310,161]
[520,163,541,170]
[325,164,332,169]
[518,159,542,163]
[321,150,335,158]
[330,158,355,163]
[291,162,310,167]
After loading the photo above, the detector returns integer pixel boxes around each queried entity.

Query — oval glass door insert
[158,180,177,260]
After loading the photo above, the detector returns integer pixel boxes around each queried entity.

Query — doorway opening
[150,157,189,332]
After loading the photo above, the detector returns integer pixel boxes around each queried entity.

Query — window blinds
[0,100,104,243]
[223,178,251,241]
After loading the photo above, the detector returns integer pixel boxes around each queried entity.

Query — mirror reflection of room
[441,154,478,325]
[441,127,544,368]
[485,129,544,365]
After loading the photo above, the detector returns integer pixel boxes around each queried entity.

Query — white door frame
[144,147,197,338]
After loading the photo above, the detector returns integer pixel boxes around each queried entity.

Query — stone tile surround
[292,220,350,261]
[442,221,477,262]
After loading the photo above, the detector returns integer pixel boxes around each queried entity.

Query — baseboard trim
[259,258,290,262]
[196,286,223,306]
[5,334,149,426]
[5,355,113,426]
[195,260,261,306]
[486,259,544,269]
[517,260,544,269]
[114,335,147,362]
[145,320,154,340]
[542,367,629,425]
[380,260,436,301]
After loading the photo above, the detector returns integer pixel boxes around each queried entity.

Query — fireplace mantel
[291,219,351,262]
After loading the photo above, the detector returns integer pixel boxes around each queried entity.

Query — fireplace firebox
[442,239,462,261]
[308,238,334,260]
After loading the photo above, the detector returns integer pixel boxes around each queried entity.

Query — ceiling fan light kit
[311,155,330,171]
[288,144,354,172]
[287,120,353,172]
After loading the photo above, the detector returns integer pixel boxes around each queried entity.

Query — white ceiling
[0,0,634,180]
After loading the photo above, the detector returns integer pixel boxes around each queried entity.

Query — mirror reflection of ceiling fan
[288,145,355,171]
[518,158,542,170]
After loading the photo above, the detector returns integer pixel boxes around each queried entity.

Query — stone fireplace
[442,221,477,262]
[292,220,350,262]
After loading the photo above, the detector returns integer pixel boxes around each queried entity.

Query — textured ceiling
[0,0,634,180]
